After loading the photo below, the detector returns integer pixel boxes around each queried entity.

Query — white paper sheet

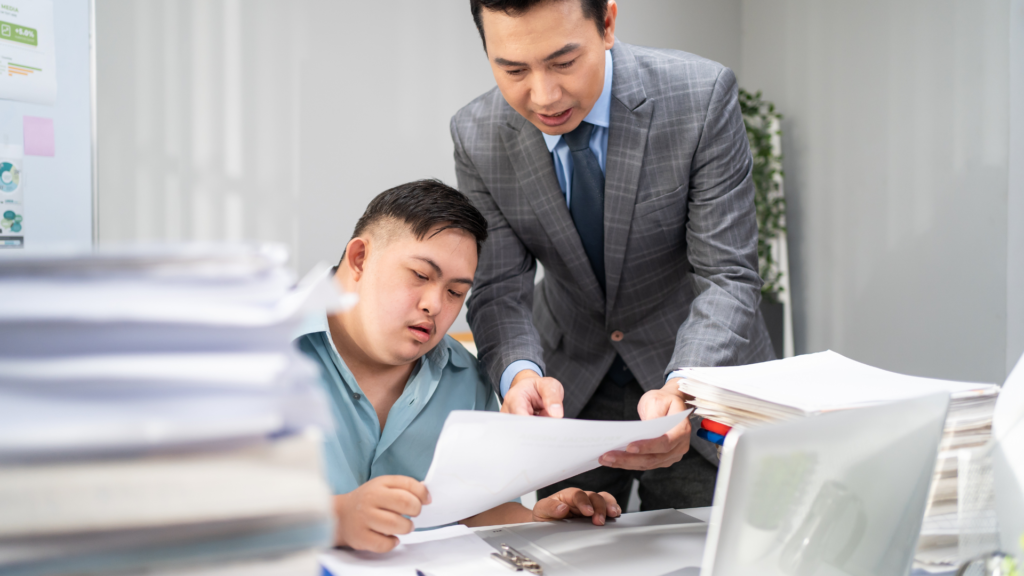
[676,350,997,414]
[414,410,692,528]
[993,352,1024,559]
[994,351,1024,440]
[0,352,292,390]
[320,525,508,576]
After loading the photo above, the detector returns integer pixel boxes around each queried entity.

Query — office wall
[739,0,1016,383]
[615,0,741,74]
[94,0,743,333]
[1009,0,1024,375]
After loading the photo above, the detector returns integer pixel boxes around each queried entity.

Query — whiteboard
[0,0,93,250]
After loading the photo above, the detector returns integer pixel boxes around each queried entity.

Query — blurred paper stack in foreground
[674,351,1000,573]
[0,245,337,576]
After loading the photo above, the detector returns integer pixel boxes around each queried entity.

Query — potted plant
[739,89,787,359]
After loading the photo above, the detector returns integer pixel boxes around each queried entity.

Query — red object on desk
[700,419,731,436]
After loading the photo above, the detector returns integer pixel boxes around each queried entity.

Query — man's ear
[342,237,370,281]
[603,1,617,49]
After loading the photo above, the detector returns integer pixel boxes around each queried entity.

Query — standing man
[452,0,774,509]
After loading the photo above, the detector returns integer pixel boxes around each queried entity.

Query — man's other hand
[501,370,564,418]
[332,475,430,553]
[598,378,691,470]
[532,488,621,525]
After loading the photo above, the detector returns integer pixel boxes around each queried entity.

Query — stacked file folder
[0,245,337,576]
[675,351,1000,572]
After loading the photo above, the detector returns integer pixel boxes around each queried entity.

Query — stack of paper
[674,350,1000,571]
[0,245,339,576]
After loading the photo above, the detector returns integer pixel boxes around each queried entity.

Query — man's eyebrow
[493,43,581,67]
[412,256,474,286]
[494,56,528,67]
[543,42,580,62]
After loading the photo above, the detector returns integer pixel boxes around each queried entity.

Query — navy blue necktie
[564,121,606,293]
[563,122,634,386]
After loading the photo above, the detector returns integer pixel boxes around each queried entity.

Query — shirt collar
[542,49,614,152]
[295,311,468,371]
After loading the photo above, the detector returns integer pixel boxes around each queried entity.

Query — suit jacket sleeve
[668,67,764,374]
[450,116,546,392]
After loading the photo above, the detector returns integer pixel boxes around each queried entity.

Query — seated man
[295,179,620,553]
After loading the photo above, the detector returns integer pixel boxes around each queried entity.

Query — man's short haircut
[470,0,608,50]
[346,179,488,261]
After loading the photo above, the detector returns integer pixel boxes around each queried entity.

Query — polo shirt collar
[297,311,466,371]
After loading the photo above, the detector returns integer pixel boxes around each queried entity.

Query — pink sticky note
[23,116,55,157]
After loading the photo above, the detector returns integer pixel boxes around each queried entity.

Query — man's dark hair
[470,0,608,50]
[346,179,488,262]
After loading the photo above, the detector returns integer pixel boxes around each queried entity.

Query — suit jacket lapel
[604,41,653,319]
[499,111,605,305]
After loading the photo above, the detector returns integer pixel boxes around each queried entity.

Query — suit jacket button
[610,330,625,342]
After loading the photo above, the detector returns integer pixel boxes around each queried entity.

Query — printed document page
[414,410,691,528]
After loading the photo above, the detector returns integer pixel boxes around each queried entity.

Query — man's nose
[530,72,562,110]
[420,287,443,316]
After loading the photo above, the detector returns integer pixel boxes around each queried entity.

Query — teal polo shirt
[295,314,500,495]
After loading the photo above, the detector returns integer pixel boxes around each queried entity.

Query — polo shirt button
[352,392,361,400]
[610,330,624,342]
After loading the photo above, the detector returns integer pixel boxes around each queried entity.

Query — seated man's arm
[332,475,430,552]
[458,488,620,527]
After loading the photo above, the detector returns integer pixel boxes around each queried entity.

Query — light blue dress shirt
[295,314,500,495]
[498,49,614,398]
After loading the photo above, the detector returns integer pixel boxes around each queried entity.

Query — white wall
[95,0,745,333]
[615,0,741,73]
[739,0,1016,383]
[1009,0,1024,375]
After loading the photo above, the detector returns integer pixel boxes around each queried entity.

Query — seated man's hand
[532,488,621,526]
[332,475,430,552]
[501,369,564,418]
[599,378,691,470]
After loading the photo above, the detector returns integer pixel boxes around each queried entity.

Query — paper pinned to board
[414,410,692,528]
[23,116,54,156]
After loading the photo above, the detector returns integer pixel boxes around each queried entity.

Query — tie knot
[562,121,594,152]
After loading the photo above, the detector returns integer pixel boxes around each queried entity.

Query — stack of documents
[674,350,1000,572]
[0,245,337,576]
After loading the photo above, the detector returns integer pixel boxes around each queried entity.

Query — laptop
[701,391,950,576]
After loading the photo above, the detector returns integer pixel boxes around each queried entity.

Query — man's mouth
[408,323,433,343]
[537,107,573,127]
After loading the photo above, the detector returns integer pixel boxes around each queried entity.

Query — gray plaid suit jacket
[451,41,774,429]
